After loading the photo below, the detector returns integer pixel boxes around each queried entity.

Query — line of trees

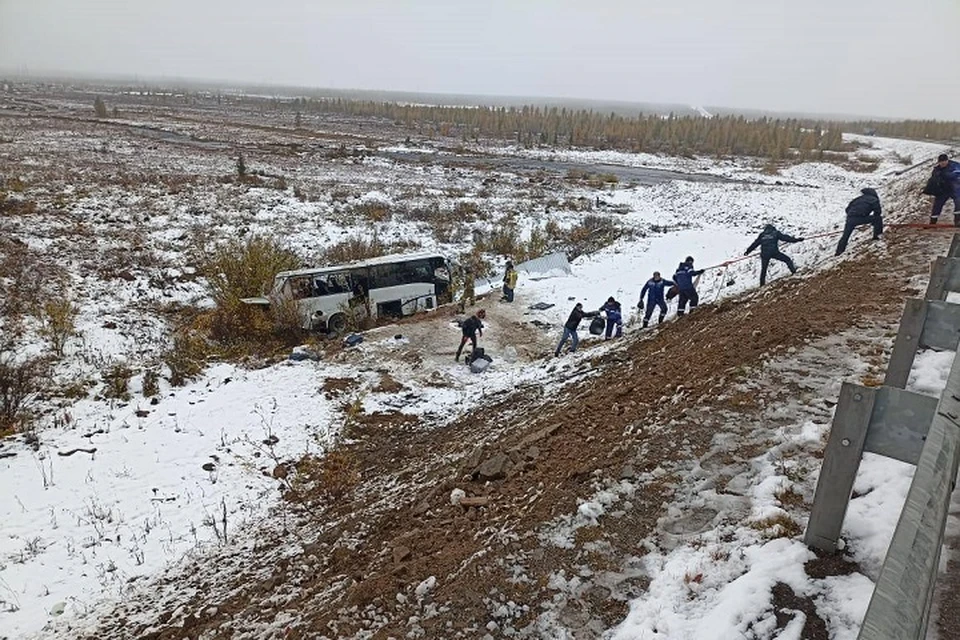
[844,120,960,142]
[294,98,849,160]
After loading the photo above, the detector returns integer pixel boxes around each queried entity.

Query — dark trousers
[605,316,622,339]
[456,333,477,361]
[932,194,960,220]
[677,288,699,315]
[555,328,579,356]
[644,299,667,323]
[760,251,796,286]
[502,285,514,302]
[835,214,883,256]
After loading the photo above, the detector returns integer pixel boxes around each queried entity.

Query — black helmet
[685,256,694,264]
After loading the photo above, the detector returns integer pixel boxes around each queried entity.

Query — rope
[698,223,958,303]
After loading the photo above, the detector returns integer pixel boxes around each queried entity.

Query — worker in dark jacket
[673,257,705,316]
[924,154,960,225]
[554,303,599,356]
[744,224,804,286]
[600,297,623,340]
[455,308,486,362]
[639,271,675,327]
[835,188,883,256]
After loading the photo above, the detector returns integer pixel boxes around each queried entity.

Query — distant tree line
[843,120,960,142]
[293,98,849,160]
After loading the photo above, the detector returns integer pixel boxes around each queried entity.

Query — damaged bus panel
[242,252,450,335]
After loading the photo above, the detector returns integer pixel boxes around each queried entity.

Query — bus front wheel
[327,313,348,337]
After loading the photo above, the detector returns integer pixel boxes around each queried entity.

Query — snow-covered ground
[0,103,952,639]
[598,345,955,640]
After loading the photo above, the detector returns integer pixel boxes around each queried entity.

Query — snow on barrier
[805,234,960,639]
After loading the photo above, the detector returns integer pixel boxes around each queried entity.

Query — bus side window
[328,273,350,294]
[312,278,329,296]
[290,277,313,300]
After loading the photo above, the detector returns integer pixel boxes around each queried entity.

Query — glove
[743,251,749,256]
[798,237,806,241]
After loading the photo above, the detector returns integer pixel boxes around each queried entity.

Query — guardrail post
[949,233,960,258]
[926,257,950,301]
[804,383,877,552]
[884,299,928,388]
[857,356,960,639]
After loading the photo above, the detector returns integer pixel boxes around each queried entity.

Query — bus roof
[276,251,446,279]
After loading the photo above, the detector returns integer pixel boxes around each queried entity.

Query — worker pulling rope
[700,223,959,303]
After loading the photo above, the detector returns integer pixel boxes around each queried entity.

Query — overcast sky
[1,0,957,120]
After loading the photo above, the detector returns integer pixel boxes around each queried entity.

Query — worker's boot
[658,314,666,324]
[930,216,939,226]
[642,319,649,328]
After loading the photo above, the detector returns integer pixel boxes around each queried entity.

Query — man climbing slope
[638,271,675,327]
[673,257,704,316]
[744,224,804,286]
[835,188,882,256]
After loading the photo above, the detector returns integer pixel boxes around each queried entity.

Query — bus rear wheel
[327,313,348,337]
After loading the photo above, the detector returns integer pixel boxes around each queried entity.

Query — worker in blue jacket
[638,271,675,328]
[924,154,960,225]
[673,257,704,316]
[600,297,623,339]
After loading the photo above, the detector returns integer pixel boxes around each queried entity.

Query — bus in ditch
[242,252,451,335]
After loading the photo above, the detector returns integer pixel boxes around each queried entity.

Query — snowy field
[0,91,953,638]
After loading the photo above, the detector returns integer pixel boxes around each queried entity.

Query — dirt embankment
[79,177,952,640]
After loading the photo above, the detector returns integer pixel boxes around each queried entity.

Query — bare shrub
[563,215,629,259]
[0,194,38,216]
[102,363,133,401]
[291,450,361,501]
[196,236,304,348]
[141,369,160,398]
[164,331,209,387]
[269,295,306,344]
[400,203,471,244]
[316,233,420,266]
[38,299,78,357]
[477,223,523,257]
[0,351,48,435]
[0,239,68,320]
[453,201,482,220]
[350,201,391,223]
[202,236,301,307]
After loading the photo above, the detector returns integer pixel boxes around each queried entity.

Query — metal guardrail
[805,234,960,638]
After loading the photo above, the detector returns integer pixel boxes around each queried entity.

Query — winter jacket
[673,263,704,291]
[925,161,960,198]
[564,306,598,331]
[745,225,801,257]
[640,278,675,304]
[461,315,484,337]
[845,188,882,219]
[503,269,518,289]
[601,300,622,322]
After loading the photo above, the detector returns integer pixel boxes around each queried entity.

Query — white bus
[242,252,451,335]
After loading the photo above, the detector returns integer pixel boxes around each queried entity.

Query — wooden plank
[804,383,877,553]
[884,299,928,389]
[858,352,960,639]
